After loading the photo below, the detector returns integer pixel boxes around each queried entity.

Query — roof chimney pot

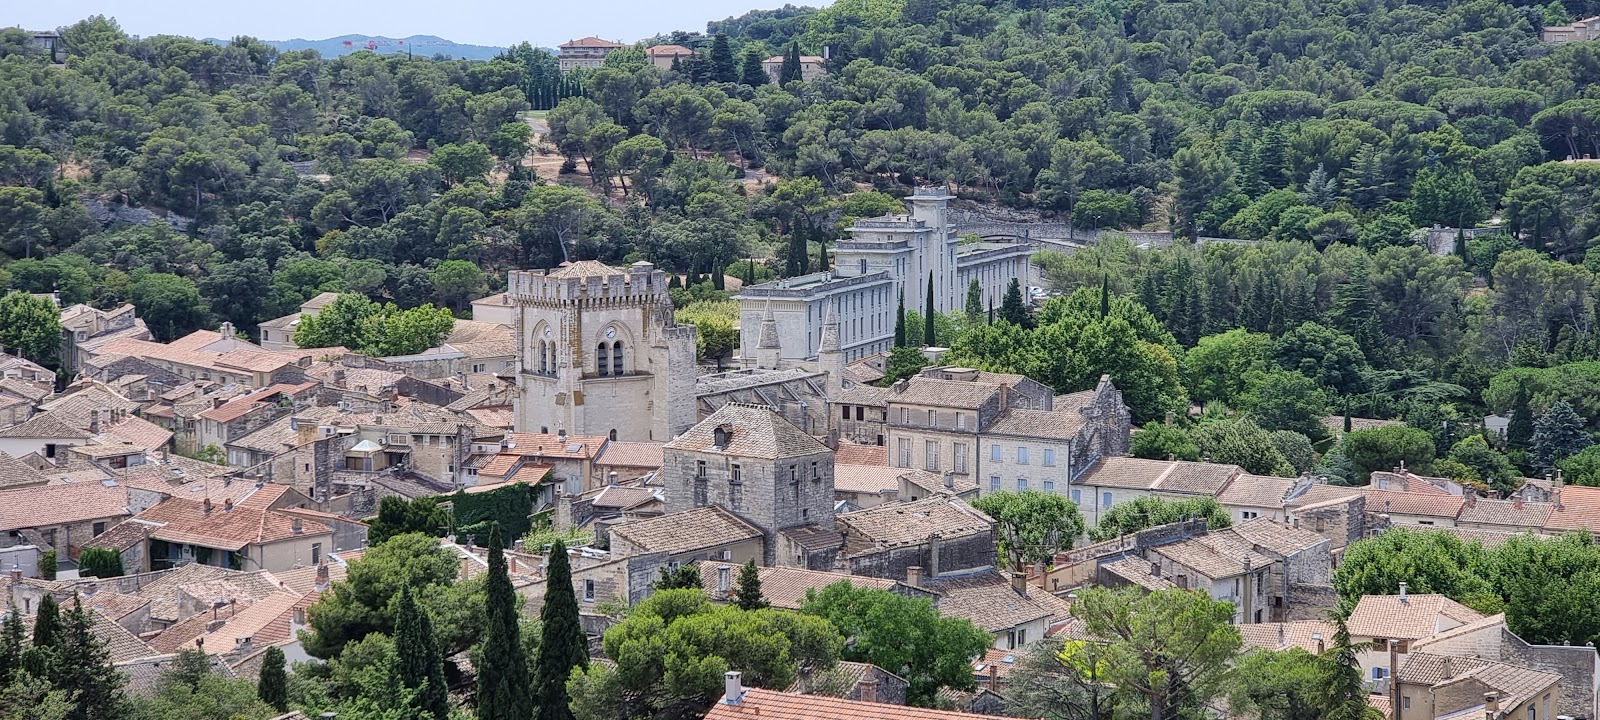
[723,671,744,705]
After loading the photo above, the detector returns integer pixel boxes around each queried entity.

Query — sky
[11,0,823,48]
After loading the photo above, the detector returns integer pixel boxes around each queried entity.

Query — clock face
[605,327,616,339]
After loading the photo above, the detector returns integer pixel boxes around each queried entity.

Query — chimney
[196,636,204,652]
[906,565,923,588]
[943,472,954,490]
[1442,655,1454,679]
[1463,493,1476,508]
[718,565,731,593]
[1313,632,1325,654]
[316,562,329,587]
[1485,692,1500,715]
[89,409,101,435]
[203,498,214,515]
[1513,497,1525,510]
[1150,562,1161,578]
[1398,581,1408,603]
[558,428,568,442]
[223,498,233,512]
[722,671,744,705]
[860,677,879,704]
[608,471,618,486]
[292,517,304,534]
[8,565,19,582]
[1010,571,1027,594]
[235,635,253,655]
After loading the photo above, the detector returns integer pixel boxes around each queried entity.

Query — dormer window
[713,427,729,448]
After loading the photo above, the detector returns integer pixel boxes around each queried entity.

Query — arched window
[608,429,617,441]
[612,341,624,375]
[538,340,548,374]
[596,343,610,376]
[547,342,558,374]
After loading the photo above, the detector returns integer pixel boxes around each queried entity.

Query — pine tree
[257,646,289,712]
[57,596,123,720]
[894,288,907,347]
[1301,163,1337,208]
[1,603,24,682]
[1530,400,1591,468]
[740,49,769,86]
[1000,278,1031,328]
[732,559,768,611]
[535,540,588,720]
[1507,388,1535,448]
[923,273,936,347]
[709,35,736,83]
[396,586,448,720]
[780,42,803,85]
[1327,264,1382,363]
[477,525,532,720]
[965,279,983,320]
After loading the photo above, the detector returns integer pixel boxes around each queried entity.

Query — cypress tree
[257,646,289,712]
[535,540,588,720]
[1000,278,1031,328]
[923,272,936,347]
[780,42,802,85]
[1507,388,1535,448]
[396,586,448,720]
[894,288,907,347]
[709,35,736,83]
[965,279,983,320]
[740,49,769,86]
[1,603,23,681]
[57,596,123,720]
[1099,273,1110,318]
[744,258,756,287]
[31,594,61,665]
[1454,226,1469,260]
[732,559,769,611]
[988,298,994,324]
[478,525,532,720]
[1343,402,1353,434]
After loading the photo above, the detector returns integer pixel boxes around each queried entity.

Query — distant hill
[258,34,507,61]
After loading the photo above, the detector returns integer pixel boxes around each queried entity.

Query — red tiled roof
[101,415,174,451]
[646,44,694,56]
[561,36,627,48]
[0,482,130,532]
[836,441,888,467]
[1364,489,1464,519]
[479,453,520,478]
[140,497,330,552]
[1545,485,1600,533]
[596,441,664,469]
[704,688,1001,720]
[197,399,268,423]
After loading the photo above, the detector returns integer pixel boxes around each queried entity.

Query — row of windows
[990,444,1056,466]
[987,476,1060,493]
[898,408,971,430]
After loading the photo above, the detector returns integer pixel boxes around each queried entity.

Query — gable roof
[1076,456,1241,495]
[1365,488,1465,519]
[986,408,1086,440]
[561,36,626,49]
[596,441,665,469]
[1217,474,1297,509]
[609,505,764,556]
[1224,517,1330,557]
[0,481,130,532]
[1346,594,1486,641]
[833,464,904,495]
[665,404,828,459]
[1544,485,1600,533]
[1457,498,1553,528]
[0,412,93,439]
[887,378,1001,410]
[1151,534,1275,580]
[921,570,1067,632]
[835,441,888,466]
[139,497,331,552]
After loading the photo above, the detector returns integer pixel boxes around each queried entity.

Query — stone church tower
[509,261,697,442]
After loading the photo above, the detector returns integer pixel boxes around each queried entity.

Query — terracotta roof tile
[1100,556,1176,591]
[172,591,303,652]
[1237,620,1338,653]
[506,432,609,460]
[704,687,1000,720]
[465,407,515,428]
[139,497,330,552]
[1364,488,1464,519]
[1544,485,1600,533]
[0,451,46,489]
[0,412,93,439]
[665,404,828,459]
[84,519,159,552]
[1217,474,1297,510]
[596,441,665,470]
[986,408,1086,440]
[99,415,174,451]
[1346,594,1485,641]
[609,506,764,555]
[833,464,903,495]
[886,377,1002,410]
[1151,534,1274,580]
[560,37,626,49]
[1224,518,1329,557]
[646,44,694,56]
[0,482,129,532]
[1457,498,1553,529]
[835,441,888,467]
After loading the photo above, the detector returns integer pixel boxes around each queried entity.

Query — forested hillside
[1,0,1599,482]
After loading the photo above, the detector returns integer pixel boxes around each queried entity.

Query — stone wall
[845,530,996,581]
[1291,494,1365,549]
[1499,630,1597,720]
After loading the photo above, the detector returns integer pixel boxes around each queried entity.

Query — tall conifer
[477,525,532,720]
[535,540,588,720]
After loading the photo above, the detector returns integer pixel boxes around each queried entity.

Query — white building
[735,187,1032,364]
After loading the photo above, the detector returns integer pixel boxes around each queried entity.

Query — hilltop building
[1541,16,1600,43]
[508,261,697,443]
[762,55,828,83]
[645,44,694,69]
[735,187,1032,364]
[558,36,626,74]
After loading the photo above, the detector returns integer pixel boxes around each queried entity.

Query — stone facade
[510,261,697,443]
[842,527,997,581]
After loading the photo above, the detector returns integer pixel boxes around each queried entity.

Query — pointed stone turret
[818,298,844,394]
[756,297,781,369]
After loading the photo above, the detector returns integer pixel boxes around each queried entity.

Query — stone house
[134,488,334,574]
[697,561,899,610]
[919,568,1073,650]
[788,661,911,707]
[59,302,150,376]
[644,44,694,69]
[1365,488,1464,528]
[605,505,766,604]
[558,36,626,74]
[662,404,838,568]
[761,54,828,83]
[1284,489,1367,549]
[1070,456,1243,526]
[1216,473,1306,524]
[1396,652,1561,720]
[97,324,308,389]
[1411,612,1600,720]
[0,413,93,465]
[194,382,317,452]
[0,481,131,563]
[1455,495,1554,535]
[836,496,996,580]
[833,464,903,509]
[256,292,340,351]
[1221,518,1333,621]
[1346,591,1487,693]
[1147,532,1276,624]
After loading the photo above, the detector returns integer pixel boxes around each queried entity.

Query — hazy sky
[12,0,822,48]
